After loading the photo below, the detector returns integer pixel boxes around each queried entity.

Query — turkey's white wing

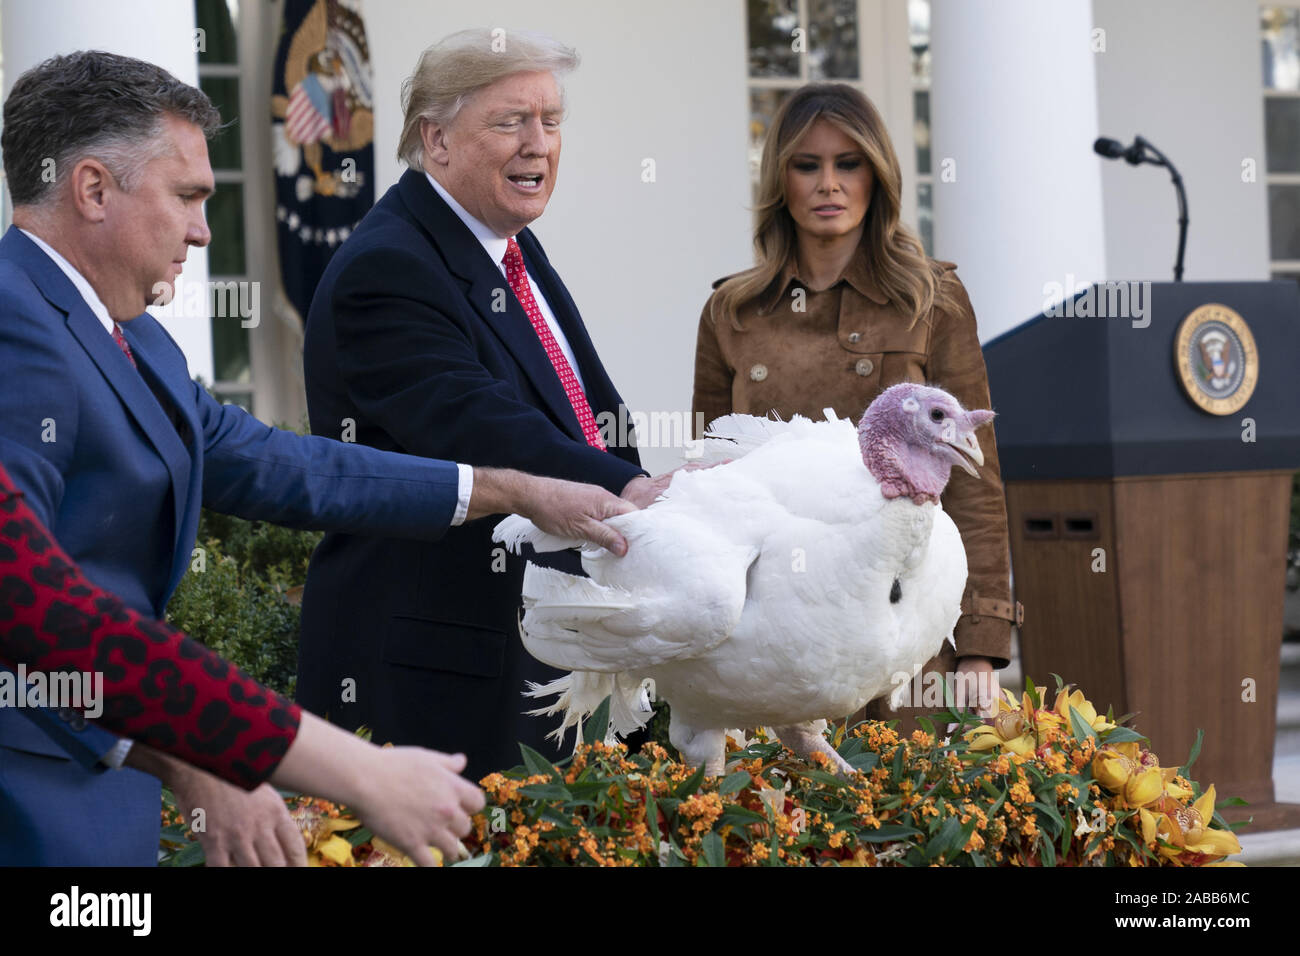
[519,508,759,673]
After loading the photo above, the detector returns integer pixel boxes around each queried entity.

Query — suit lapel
[396,171,587,444]
[117,318,203,598]
[64,310,192,573]
[8,230,196,584]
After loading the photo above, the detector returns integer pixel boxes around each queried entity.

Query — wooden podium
[983,280,1300,831]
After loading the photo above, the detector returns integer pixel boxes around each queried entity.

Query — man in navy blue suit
[300,29,677,782]
[0,50,634,866]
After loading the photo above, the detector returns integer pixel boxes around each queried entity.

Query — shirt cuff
[452,464,473,526]
[101,737,133,769]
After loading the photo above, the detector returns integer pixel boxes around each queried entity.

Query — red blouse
[0,463,302,789]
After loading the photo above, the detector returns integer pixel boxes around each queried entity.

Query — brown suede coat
[692,251,1018,686]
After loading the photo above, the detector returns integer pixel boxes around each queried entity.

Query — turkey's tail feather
[524,671,656,747]
[690,408,850,464]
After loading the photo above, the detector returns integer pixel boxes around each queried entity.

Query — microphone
[1093,134,1189,281]
[1093,137,1127,160]
[1093,136,1148,165]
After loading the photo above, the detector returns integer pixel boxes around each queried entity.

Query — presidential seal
[1173,304,1258,415]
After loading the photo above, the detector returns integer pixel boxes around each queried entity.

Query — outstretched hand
[349,748,485,866]
[525,476,636,555]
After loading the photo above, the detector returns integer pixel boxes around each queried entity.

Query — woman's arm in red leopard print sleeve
[0,461,301,790]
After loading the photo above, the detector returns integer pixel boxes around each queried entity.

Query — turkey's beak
[944,429,984,478]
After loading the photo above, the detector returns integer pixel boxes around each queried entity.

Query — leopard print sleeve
[0,463,302,790]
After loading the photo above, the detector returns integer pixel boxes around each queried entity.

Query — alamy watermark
[597,406,707,457]
[0,664,102,718]
[1042,274,1151,328]
[890,667,998,710]
[151,275,261,328]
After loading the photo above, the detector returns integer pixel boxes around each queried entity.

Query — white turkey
[492,382,994,777]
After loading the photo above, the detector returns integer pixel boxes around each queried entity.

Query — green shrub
[165,510,321,697]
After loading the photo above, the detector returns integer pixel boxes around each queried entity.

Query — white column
[928,0,1107,342]
[1,0,214,382]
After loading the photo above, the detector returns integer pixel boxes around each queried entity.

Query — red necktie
[112,323,138,369]
[502,237,606,451]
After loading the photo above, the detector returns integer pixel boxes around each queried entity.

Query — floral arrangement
[158,678,1244,867]
[460,679,1244,866]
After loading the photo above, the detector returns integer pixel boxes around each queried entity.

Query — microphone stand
[1127,136,1188,282]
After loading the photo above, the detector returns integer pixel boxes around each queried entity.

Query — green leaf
[1050,672,1065,692]
[1181,729,1204,777]
[1100,726,1147,744]
[718,770,752,795]
[1068,705,1098,744]
[701,831,725,867]
[1040,834,1057,867]
[519,783,573,801]
[848,752,879,772]
[858,823,922,843]
[803,769,848,788]
[583,695,612,746]
[917,716,937,741]
[1024,677,1040,709]
[836,736,864,759]
[163,840,205,867]
[645,788,661,848]
[1031,800,1065,837]
[673,765,706,799]
[987,785,1008,819]
[718,806,768,828]
[925,816,963,861]
[346,826,373,847]
[519,743,557,779]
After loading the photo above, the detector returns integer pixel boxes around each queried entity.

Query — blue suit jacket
[299,171,645,782]
[0,226,460,865]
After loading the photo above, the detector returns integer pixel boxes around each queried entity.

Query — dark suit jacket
[299,169,644,781]
[0,226,461,865]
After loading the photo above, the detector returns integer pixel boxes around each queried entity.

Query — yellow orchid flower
[1143,786,1242,864]
[965,695,1037,755]
[1053,688,1116,733]
[1092,743,1164,808]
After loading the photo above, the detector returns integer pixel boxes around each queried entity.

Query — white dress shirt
[424,172,586,390]
[20,229,117,335]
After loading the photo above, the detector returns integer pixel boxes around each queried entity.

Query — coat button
[847,332,862,343]
[855,358,874,376]
[749,363,768,382]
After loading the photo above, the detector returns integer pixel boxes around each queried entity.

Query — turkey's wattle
[493,382,995,776]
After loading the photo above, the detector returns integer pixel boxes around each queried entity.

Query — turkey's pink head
[857,383,995,504]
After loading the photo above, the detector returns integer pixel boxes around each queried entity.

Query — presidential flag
[271,0,375,324]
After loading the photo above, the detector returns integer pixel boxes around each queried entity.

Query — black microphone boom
[1093,134,1189,281]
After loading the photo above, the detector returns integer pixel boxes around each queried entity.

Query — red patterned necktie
[502,237,606,450]
[112,323,138,370]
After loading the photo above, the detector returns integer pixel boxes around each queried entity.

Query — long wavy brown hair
[713,83,955,331]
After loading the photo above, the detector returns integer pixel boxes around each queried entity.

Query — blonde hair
[398,28,579,168]
[713,83,955,331]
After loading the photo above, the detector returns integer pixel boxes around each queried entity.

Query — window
[196,0,254,412]
[1263,5,1300,288]
[909,0,932,255]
